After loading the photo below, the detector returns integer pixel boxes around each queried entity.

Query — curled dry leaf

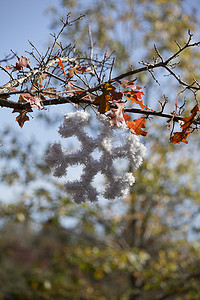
[32,74,47,90]
[66,82,75,97]
[57,56,66,79]
[5,56,31,71]
[15,56,31,70]
[181,104,199,130]
[67,65,91,79]
[120,79,137,90]
[107,100,126,127]
[170,104,199,144]
[29,96,45,110]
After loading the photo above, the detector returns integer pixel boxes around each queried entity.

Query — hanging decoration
[46,111,146,203]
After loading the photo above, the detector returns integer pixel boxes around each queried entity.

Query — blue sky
[0,0,68,146]
[1,0,199,206]
[0,1,68,201]
[0,0,62,58]
[0,1,129,204]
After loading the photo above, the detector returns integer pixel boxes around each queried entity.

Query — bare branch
[0,56,78,94]
[0,23,199,138]
[0,53,15,63]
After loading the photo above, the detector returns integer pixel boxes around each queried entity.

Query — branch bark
[1,94,199,127]
[0,27,199,129]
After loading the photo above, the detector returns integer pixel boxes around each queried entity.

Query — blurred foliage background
[0,0,200,299]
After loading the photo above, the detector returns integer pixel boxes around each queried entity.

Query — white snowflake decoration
[45,111,146,203]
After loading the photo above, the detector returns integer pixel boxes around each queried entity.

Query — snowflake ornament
[45,111,146,203]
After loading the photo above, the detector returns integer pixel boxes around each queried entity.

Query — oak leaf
[17,92,45,110]
[170,131,190,144]
[12,108,33,128]
[4,65,13,70]
[109,84,123,100]
[123,111,131,123]
[94,83,113,114]
[127,118,147,136]
[125,90,153,111]
[122,82,153,112]
[94,94,110,113]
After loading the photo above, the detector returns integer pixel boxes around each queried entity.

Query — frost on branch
[45,111,146,203]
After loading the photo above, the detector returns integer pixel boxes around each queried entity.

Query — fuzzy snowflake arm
[46,111,146,203]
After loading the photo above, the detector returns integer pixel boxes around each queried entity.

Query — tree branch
[155,272,200,300]
[0,56,78,94]
[0,22,199,134]
[1,94,199,127]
